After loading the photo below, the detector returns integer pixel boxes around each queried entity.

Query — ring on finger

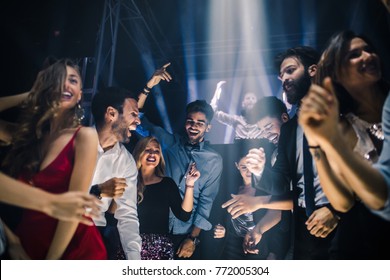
[84,207,92,215]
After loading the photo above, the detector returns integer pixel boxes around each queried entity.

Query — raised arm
[138,62,172,109]
[209,80,245,127]
[181,163,200,212]
[0,120,16,144]
[177,155,223,258]
[0,92,30,143]
[0,92,30,112]
[45,127,98,259]
[210,80,226,111]
[299,78,387,212]
[299,79,355,212]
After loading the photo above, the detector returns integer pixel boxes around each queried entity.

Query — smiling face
[185,111,210,145]
[140,140,162,169]
[256,116,284,145]
[112,98,140,143]
[59,65,82,110]
[235,156,252,183]
[338,37,381,93]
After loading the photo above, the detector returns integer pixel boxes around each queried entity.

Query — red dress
[14,128,107,259]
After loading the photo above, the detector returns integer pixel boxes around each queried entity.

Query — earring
[75,101,85,123]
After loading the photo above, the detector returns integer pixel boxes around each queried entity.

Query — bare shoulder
[75,126,98,145]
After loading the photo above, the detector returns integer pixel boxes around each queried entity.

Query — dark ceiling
[2,0,390,92]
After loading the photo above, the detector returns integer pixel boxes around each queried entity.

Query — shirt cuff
[193,215,212,231]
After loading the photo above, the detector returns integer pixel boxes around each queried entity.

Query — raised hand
[210,80,226,110]
[185,162,201,186]
[299,77,340,147]
[215,80,226,100]
[245,148,266,177]
[146,62,172,88]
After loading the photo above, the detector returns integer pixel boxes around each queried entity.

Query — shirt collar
[97,141,121,154]
[182,138,206,151]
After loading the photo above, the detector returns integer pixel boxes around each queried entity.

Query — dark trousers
[293,206,338,260]
[97,213,125,260]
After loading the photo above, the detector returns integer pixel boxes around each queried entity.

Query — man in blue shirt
[139,90,223,259]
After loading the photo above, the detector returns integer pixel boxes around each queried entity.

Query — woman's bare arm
[45,127,98,259]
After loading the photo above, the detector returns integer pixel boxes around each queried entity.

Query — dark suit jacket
[257,115,340,260]
[257,115,299,197]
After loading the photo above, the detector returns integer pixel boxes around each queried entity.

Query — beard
[112,118,131,144]
[186,130,205,145]
[283,71,312,105]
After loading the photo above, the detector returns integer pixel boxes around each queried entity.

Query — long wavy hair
[2,58,82,177]
[132,136,166,203]
[314,30,389,115]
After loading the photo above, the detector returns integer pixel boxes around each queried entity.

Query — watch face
[188,236,200,246]
[90,185,102,199]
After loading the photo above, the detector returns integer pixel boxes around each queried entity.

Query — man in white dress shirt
[89,87,141,260]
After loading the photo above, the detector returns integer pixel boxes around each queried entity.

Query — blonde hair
[132,136,165,203]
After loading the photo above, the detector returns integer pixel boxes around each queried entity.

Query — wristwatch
[187,235,200,246]
[90,184,102,200]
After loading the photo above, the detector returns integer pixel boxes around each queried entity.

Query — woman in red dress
[1,59,106,259]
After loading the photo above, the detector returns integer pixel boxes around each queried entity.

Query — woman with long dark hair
[1,58,106,259]
[299,30,390,259]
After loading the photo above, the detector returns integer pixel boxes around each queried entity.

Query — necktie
[303,135,315,216]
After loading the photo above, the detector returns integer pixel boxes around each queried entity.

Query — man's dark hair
[246,96,287,124]
[274,46,320,71]
[186,99,214,122]
[91,86,138,128]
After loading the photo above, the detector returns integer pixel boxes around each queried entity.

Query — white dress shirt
[90,141,141,260]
